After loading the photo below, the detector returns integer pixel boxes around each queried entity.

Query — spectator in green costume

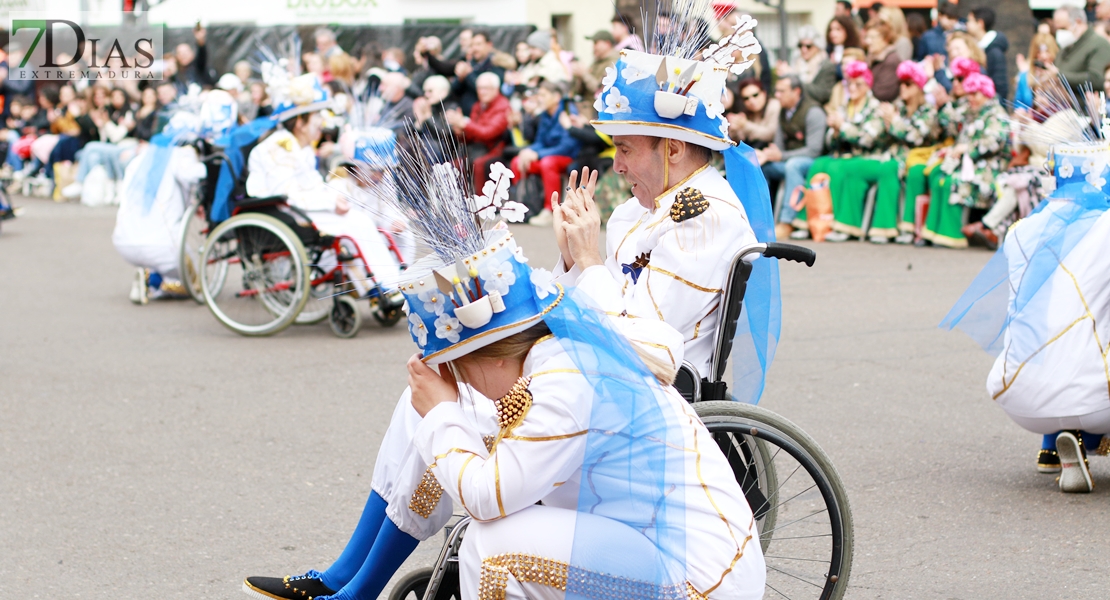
[794,60,890,243]
[921,72,1010,248]
[879,60,938,244]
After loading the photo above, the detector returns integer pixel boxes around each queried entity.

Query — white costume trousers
[458,505,677,600]
[370,387,497,541]
[307,208,402,291]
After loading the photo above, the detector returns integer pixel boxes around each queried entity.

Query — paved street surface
[3,196,1108,599]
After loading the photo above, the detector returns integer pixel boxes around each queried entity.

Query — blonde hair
[877,6,908,38]
[947,31,986,66]
[1028,32,1059,64]
[451,321,678,386]
[329,52,357,85]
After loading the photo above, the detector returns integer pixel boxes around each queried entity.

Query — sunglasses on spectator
[798,42,815,49]
[742,92,762,100]
[899,80,915,87]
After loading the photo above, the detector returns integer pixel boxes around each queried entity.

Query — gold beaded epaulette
[670,187,709,223]
[495,376,533,431]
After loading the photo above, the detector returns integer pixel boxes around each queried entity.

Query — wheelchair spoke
[766,565,826,589]
[760,508,829,537]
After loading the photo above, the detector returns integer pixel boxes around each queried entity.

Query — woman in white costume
[945,139,1110,493]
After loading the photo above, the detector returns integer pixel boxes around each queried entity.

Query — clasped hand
[552,167,602,271]
[408,354,459,418]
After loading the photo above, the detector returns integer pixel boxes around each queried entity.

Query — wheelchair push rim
[200,213,311,336]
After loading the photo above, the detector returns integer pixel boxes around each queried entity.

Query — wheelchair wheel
[329,294,362,338]
[388,565,461,600]
[373,300,404,327]
[178,197,209,304]
[296,264,335,325]
[201,213,310,336]
[694,401,853,600]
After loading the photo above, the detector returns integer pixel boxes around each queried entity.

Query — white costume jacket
[112,145,205,277]
[555,164,758,377]
[987,202,1110,420]
[246,130,401,288]
[412,336,765,599]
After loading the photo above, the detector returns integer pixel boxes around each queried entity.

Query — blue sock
[319,490,388,590]
[1043,434,1059,450]
[148,271,163,289]
[1081,431,1103,450]
[319,491,390,591]
[329,518,419,600]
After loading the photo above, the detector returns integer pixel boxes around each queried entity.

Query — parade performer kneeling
[246,65,403,294]
[943,133,1110,493]
[244,6,780,598]
[245,128,765,598]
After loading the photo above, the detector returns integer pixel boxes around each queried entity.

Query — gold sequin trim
[645,265,723,294]
[495,376,533,430]
[409,467,445,519]
[1097,436,1110,456]
[483,435,497,453]
[671,187,710,222]
[478,553,705,600]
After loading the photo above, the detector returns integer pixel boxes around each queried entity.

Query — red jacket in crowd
[462,94,510,151]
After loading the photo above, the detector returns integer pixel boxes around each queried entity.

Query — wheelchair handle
[762,242,816,267]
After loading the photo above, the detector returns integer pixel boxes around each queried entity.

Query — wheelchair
[387,243,853,600]
[178,136,407,338]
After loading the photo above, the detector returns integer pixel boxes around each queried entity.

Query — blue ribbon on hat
[210,116,279,223]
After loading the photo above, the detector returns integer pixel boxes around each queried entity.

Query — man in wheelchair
[245,73,405,298]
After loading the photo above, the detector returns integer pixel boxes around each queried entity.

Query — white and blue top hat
[400,228,562,364]
[592,13,763,150]
[344,127,398,167]
[262,61,333,122]
[1050,139,1110,193]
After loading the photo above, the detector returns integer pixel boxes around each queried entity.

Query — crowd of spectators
[7,1,1110,250]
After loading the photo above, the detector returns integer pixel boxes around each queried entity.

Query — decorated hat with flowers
[345,128,558,364]
[591,1,764,150]
[257,36,334,122]
[843,60,873,87]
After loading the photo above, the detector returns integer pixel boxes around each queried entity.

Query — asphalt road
[2,196,1108,599]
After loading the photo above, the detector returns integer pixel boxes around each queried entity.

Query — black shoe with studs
[1036,448,1061,474]
[243,570,336,600]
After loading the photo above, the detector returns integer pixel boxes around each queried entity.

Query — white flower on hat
[603,87,632,115]
[622,65,651,84]
[408,312,428,347]
[593,94,605,114]
[512,246,529,264]
[704,99,724,120]
[418,289,448,315]
[1082,156,1108,188]
[601,66,618,90]
[499,201,528,222]
[718,119,730,137]
[530,268,557,300]
[1059,159,1074,178]
[434,313,461,343]
[480,259,517,295]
